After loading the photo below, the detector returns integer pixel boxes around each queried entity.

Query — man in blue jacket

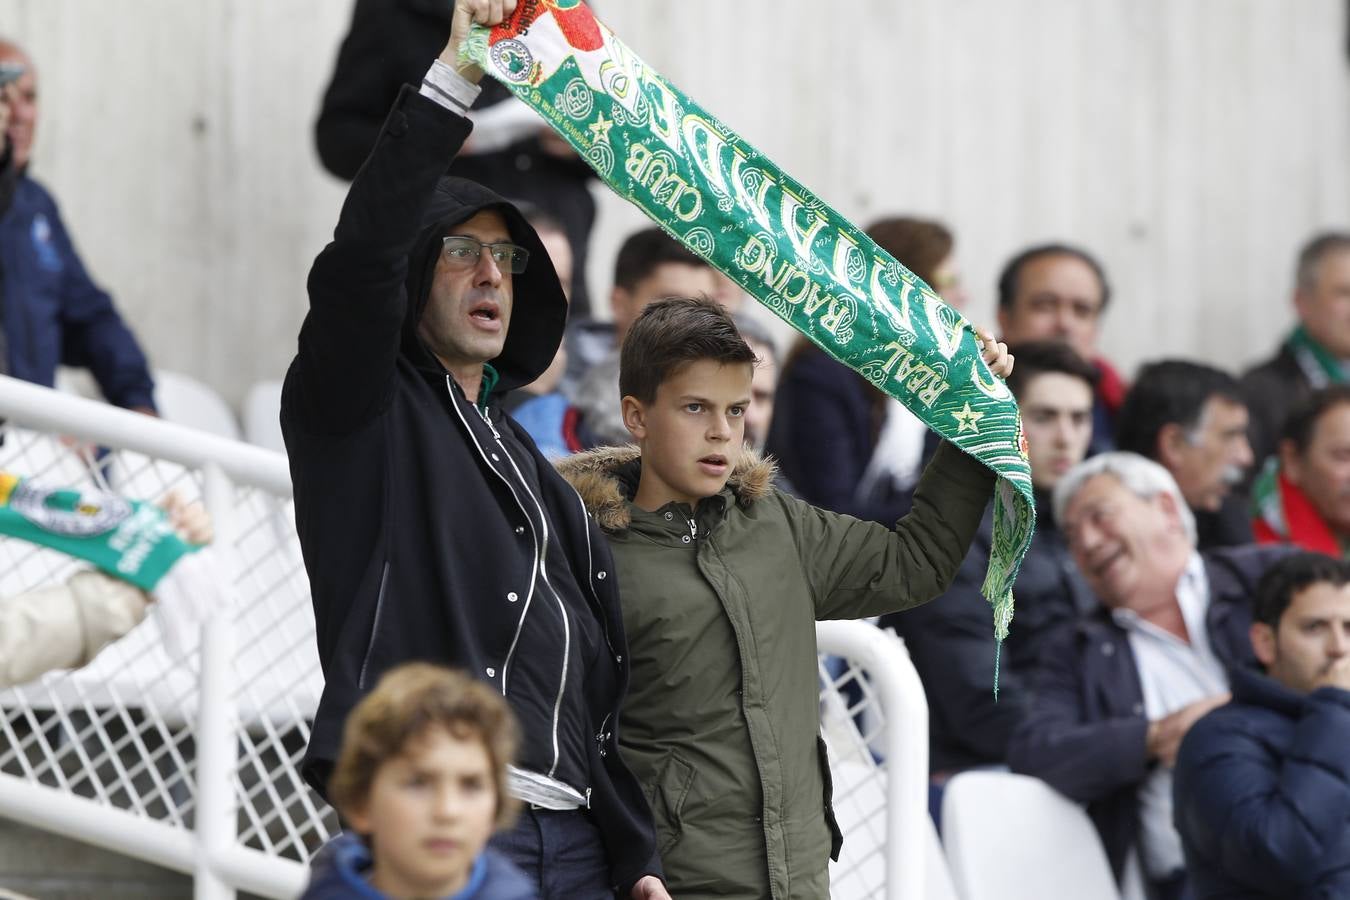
[0,39,155,412]
[1173,552,1350,899]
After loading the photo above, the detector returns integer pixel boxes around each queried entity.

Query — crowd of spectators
[0,2,1348,898]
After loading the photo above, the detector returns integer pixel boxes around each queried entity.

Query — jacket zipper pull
[479,404,502,440]
[687,516,698,541]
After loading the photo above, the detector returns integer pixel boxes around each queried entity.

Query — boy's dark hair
[996,243,1112,311]
[1253,552,1350,628]
[1115,360,1244,459]
[620,297,757,404]
[1281,385,1350,453]
[329,663,519,830]
[613,227,708,292]
[1004,340,1099,401]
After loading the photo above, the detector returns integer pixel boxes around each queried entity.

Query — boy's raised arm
[794,440,995,620]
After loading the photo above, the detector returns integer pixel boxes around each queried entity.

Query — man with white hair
[1007,452,1289,900]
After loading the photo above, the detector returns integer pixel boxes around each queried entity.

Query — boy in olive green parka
[558,297,1007,900]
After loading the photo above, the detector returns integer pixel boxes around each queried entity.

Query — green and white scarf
[466,2,1035,653]
[0,472,199,591]
[1287,325,1350,389]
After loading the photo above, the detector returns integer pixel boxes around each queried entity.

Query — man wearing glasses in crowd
[281,2,667,897]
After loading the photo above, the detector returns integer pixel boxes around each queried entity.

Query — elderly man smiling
[1007,452,1289,900]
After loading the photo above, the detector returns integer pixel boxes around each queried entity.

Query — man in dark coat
[1241,232,1350,477]
[1007,451,1290,899]
[882,341,1098,777]
[1174,551,1350,899]
[283,4,664,897]
[1115,360,1255,550]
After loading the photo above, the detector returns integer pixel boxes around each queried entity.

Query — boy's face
[347,726,498,899]
[623,359,753,510]
[1017,371,1093,492]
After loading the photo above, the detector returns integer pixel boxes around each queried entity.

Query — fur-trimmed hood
[557,445,777,532]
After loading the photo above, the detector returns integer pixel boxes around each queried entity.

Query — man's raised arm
[287,1,507,433]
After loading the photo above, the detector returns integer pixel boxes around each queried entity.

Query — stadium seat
[153,370,241,440]
[243,380,285,453]
[942,771,1121,900]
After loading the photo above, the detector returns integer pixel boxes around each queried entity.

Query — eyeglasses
[441,236,530,274]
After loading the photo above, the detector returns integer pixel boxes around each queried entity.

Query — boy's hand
[631,875,672,900]
[439,0,518,82]
[975,326,1013,379]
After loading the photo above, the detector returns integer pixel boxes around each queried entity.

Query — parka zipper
[569,487,619,662]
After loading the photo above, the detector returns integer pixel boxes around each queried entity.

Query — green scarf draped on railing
[466,1,1035,661]
[0,472,199,591]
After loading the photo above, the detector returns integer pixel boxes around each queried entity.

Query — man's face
[1062,473,1190,609]
[611,263,719,343]
[346,727,498,899]
[997,253,1105,362]
[418,210,515,374]
[622,359,752,509]
[1295,249,1350,359]
[0,45,37,170]
[1018,372,1094,492]
[743,340,778,451]
[1283,402,1350,536]
[1162,396,1254,513]
[1252,581,1350,695]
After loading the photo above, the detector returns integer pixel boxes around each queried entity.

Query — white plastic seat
[243,379,285,453]
[942,771,1122,900]
[152,369,241,440]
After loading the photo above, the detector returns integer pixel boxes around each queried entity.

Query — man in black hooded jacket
[283,3,666,898]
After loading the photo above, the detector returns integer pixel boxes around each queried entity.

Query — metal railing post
[195,463,238,900]
[816,621,928,900]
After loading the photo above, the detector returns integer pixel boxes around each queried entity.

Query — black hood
[402,176,568,395]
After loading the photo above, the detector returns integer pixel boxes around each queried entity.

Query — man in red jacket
[996,243,1125,454]
[1253,385,1350,556]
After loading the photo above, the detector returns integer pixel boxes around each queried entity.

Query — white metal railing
[0,374,927,899]
[819,622,929,900]
[0,375,323,900]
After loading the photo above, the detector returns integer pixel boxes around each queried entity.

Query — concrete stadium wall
[0,0,1346,407]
